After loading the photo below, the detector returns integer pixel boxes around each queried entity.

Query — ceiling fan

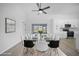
[32,3,50,14]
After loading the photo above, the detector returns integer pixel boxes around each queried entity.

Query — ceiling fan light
[39,11,42,13]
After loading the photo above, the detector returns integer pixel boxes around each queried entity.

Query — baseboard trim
[0,40,21,54]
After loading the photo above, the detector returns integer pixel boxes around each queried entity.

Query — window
[32,24,47,34]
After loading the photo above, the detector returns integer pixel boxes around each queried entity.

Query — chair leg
[50,48,56,56]
[50,48,51,56]
[29,48,34,56]
[23,47,28,55]
[53,48,56,56]
[50,48,53,56]
[31,48,34,56]
[54,48,59,56]
[56,48,59,56]
[49,48,51,56]
[23,47,26,55]
[27,48,34,56]
[49,48,59,56]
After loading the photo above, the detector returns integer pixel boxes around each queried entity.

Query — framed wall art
[5,18,16,33]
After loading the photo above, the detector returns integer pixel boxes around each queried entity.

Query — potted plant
[38,30,43,40]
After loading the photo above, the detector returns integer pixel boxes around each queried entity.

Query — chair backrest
[48,40,59,48]
[24,40,34,48]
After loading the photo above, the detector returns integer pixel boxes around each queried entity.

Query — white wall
[25,14,53,34]
[0,4,26,54]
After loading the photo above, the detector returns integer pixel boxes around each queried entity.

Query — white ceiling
[17,3,79,17]
[0,3,79,17]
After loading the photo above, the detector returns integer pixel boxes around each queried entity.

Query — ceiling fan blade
[42,6,50,10]
[39,3,41,9]
[42,10,47,14]
[36,3,41,9]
